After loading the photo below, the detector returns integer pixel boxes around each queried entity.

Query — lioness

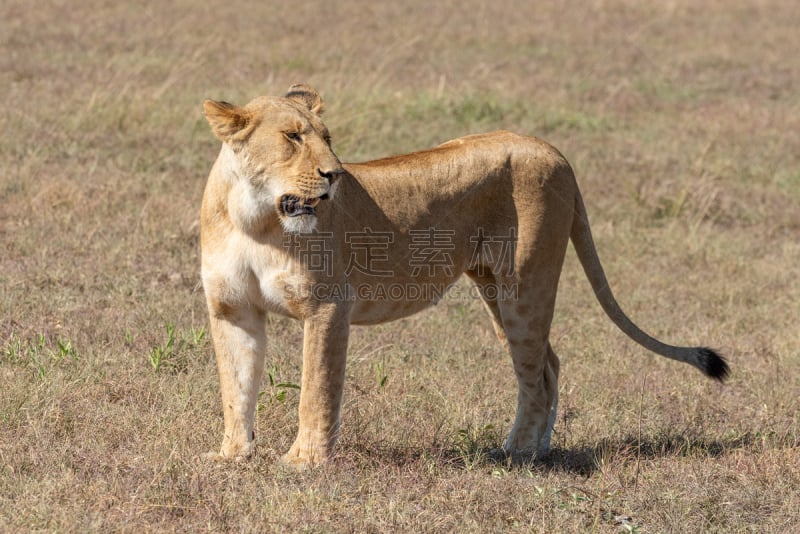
[200,84,728,467]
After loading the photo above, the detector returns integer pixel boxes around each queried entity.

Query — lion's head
[203,84,343,233]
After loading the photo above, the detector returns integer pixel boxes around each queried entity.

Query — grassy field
[2,0,799,531]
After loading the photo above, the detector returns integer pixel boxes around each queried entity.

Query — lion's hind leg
[500,334,560,462]
[468,270,560,461]
[539,343,559,455]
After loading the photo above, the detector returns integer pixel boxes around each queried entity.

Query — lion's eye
[285,132,302,143]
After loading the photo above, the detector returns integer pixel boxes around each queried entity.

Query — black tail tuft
[697,347,729,382]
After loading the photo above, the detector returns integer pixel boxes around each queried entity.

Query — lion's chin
[277,193,328,234]
[279,194,324,217]
[279,213,318,234]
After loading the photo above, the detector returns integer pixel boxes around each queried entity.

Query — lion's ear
[285,84,325,115]
[203,99,254,143]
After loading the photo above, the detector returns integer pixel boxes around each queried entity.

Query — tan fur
[200,85,728,468]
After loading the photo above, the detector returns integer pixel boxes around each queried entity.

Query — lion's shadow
[341,431,762,474]
[471,432,760,476]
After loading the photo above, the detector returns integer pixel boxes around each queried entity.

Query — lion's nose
[318,167,344,184]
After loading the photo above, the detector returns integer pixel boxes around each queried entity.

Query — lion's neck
[215,145,282,238]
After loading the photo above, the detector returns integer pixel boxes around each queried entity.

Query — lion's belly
[348,278,459,325]
[350,298,436,325]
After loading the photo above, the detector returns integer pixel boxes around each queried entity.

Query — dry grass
[2,0,799,531]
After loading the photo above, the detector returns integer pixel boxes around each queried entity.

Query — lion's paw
[200,448,251,463]
[280,448,327,470]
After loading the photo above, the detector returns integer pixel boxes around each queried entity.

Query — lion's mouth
[279,194,328,217]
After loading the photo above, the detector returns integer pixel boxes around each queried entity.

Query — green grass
[1,0,799,531]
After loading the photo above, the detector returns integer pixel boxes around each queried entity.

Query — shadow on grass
[339,430,776,476]
[484,431,764,476]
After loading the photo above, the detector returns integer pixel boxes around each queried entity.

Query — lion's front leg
[282,304,351,468]
[207,307,266,460]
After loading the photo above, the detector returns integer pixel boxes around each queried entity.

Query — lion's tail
[569,190,729,381]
